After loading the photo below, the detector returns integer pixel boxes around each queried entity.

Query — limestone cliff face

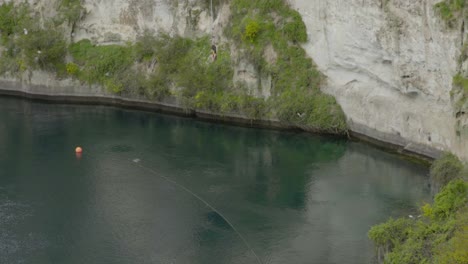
[17,0,215,41]
[3,0,266,96]
[289,0,467,159]
[2,0,467,159]
[75,0,211,42]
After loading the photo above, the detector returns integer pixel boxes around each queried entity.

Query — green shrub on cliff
[434,208,468,264]
[58,0,86,27]
[0,2,32,43]
[454,74,468,92]
[434,0,466,27]
[68,35,235,100]
[227,0,347,133]
[430,153,464,193]
[69,39,134,91]
[368,217,414,250]
[283,11,308,43]
[424,179,467,220]
[369,154,468,264]
[16,24,67,71]
[66,62,79,76]
[0,2,15,42]
[451,74,468,116]
[243,19,261,43]
[275,90,347,133]
[0,3,66,73]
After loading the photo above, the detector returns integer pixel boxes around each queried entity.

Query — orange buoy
[75,146,83,153]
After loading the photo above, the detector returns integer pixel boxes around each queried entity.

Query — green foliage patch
[452,74,468,110]
[227,0,347,133]
[0,3,67,73]
[0,2,32,43]
[434,0,466,27]
[430,152,464,193]
[369,154,468,264]
[243,19,260,43]
[69,39,134,88]
[58,0,86,26]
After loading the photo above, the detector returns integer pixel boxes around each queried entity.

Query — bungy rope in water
[78,149,262,263]
[130,158,264,264]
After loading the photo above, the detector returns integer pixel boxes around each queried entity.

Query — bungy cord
[130,159,264,264]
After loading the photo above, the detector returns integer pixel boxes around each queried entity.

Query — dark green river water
[0,96,431,264]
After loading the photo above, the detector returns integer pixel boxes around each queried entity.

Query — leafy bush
[66,62,79,76]
[240,95,268,119]
[69,39,134,85]
[0,2,15,41]
[134,32,159,61]
[435,2,454,21]
[68,34,233,103]
[368,217,414,248]
[58,0,85,26]
[0,2,32,42]
[429,179,467,220]
[275,90,347,133]
[282,11,307,43]
[104,78,123,93]
[228,0,346,133]
[16,24,67,70]
[151,35,233,98]
[142,73,171,100]
[430,153,464,193]
[243,19,260,43]
[0,3,66,72]
[452,74,468,112]
[0,56,21,75]
[434,208,468,264]
[369,156,468,264]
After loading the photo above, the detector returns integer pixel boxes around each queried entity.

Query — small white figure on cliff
[210,44,217,62]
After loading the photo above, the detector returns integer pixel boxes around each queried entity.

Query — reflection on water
[0,97,430,264]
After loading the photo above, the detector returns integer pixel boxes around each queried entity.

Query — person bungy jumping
[210,44,217,62]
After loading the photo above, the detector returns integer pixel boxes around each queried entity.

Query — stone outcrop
[290,0,467,160]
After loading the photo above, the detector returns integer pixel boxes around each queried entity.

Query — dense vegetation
[0,2,67,74]
[0,0,347,134]
[227,0,346,132]
[369,153,468,263]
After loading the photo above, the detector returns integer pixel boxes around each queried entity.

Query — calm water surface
[0,97,430,264]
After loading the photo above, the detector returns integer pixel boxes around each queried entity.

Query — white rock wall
[290,0,468,160]
[3,0,467,159]
[75,0,213,42]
